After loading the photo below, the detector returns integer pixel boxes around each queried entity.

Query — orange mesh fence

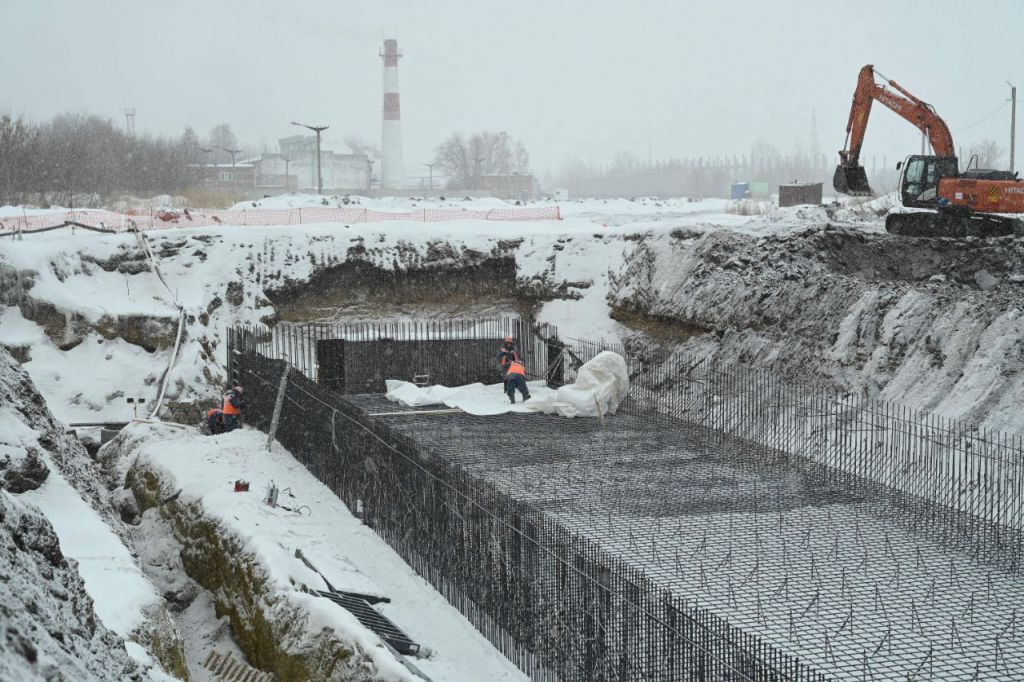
[0,204,561,236]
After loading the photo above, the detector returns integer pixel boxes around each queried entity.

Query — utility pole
[421,162,435,190]
[282,155,291,191]
[124,108,136,137]
[200,147,213,186]
[215,146,241,194]
[292,121,329,194]
[474,156,485,190]
[1009,82,1017,173]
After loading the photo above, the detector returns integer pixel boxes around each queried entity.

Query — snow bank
[386,350,629,418]
[20,467,162,638]
[0,215,647,422]
[121,423,527,682]
[0,190,876,429]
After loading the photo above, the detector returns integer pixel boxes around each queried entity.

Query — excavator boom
[835,65,955,195]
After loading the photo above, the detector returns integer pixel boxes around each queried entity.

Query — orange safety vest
[222,393,241,415]
[506,361,526,376]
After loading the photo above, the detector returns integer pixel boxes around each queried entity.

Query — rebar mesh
[227,323,1024,681]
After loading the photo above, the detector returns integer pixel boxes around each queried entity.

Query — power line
[955,100,1010,134]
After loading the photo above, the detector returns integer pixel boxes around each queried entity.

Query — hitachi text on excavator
[835,64,1024,237]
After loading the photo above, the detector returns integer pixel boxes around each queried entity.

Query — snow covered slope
[0,490,140,681]
[119,423,528,682]
[0,214,659,423]
[2,195,1021,434]
[0,346,183,680]
[612,226,1024,434]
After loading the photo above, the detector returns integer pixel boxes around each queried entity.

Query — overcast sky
[3,0,1022,181]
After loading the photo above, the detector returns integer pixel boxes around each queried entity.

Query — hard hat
[233,385,244,394]
[504,336,513,343]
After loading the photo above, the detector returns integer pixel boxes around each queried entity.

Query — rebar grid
[236,353,827,680]
[347,394,1024,680]
[229,323,1024,680]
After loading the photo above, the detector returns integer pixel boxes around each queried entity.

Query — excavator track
[885,212,1020,238]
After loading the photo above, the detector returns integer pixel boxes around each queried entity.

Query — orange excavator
[835,64,1024,236]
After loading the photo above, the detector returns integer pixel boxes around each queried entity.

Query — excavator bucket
[833,164,873,196]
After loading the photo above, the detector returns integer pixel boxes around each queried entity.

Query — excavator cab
[833,163,872,196]
[896,155,959,209]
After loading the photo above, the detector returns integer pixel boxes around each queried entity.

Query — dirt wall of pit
[611,228,1024,433]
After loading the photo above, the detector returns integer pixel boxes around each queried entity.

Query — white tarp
[385,350,630,418]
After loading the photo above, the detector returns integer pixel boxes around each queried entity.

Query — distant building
[193,163,256,195]
[253,154,298,194]
[275,135,372,193]
[278,135,317,159]
[190,136,372,198]
[479,174,535,201]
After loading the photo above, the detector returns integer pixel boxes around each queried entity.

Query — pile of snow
[121,423,528,682]
[386,350,629,418]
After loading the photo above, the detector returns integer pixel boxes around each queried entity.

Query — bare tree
[0,111,211,206]
[609,150,640,177]
[750,138,782,169]
[433,130,530,189]
[208,124,238,164]
[967,139,1003,169]
[555,156,596,185]
[0,113,40,205]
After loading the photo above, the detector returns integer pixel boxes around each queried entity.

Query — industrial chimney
[380,39,403,190]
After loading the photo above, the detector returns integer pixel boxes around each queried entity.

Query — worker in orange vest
[205,407,225,434]
[504,359,530,404]
[497,336,520,377]
[221,385,245,432]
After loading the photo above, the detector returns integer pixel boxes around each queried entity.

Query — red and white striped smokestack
[380,39,403,190]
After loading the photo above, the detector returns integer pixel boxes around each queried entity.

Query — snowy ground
[0,193,886,424]
[385,349,629,417]
[7,190,1024,678]
[122,423,528,682]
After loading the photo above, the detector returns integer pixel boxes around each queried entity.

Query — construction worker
[504,359,530,404]
[205,407,225,435]
[221,385,245,432]
[497,336,520,377]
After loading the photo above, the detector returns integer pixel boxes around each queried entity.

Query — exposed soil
[266,257,543,322]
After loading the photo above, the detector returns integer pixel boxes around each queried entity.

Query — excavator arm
[835,64,956,195]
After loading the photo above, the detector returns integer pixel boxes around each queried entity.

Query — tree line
[432,130,530,189]
[0,112,241,207]
[552,137,1008,199]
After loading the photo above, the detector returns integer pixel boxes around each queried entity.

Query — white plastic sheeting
[385,350,630,418]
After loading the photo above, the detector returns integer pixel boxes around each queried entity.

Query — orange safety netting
[0,204,561,236]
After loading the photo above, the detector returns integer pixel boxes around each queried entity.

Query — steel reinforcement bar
[229,344,826,681]
[562,337,1024,573]
[234,322,1024,573]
